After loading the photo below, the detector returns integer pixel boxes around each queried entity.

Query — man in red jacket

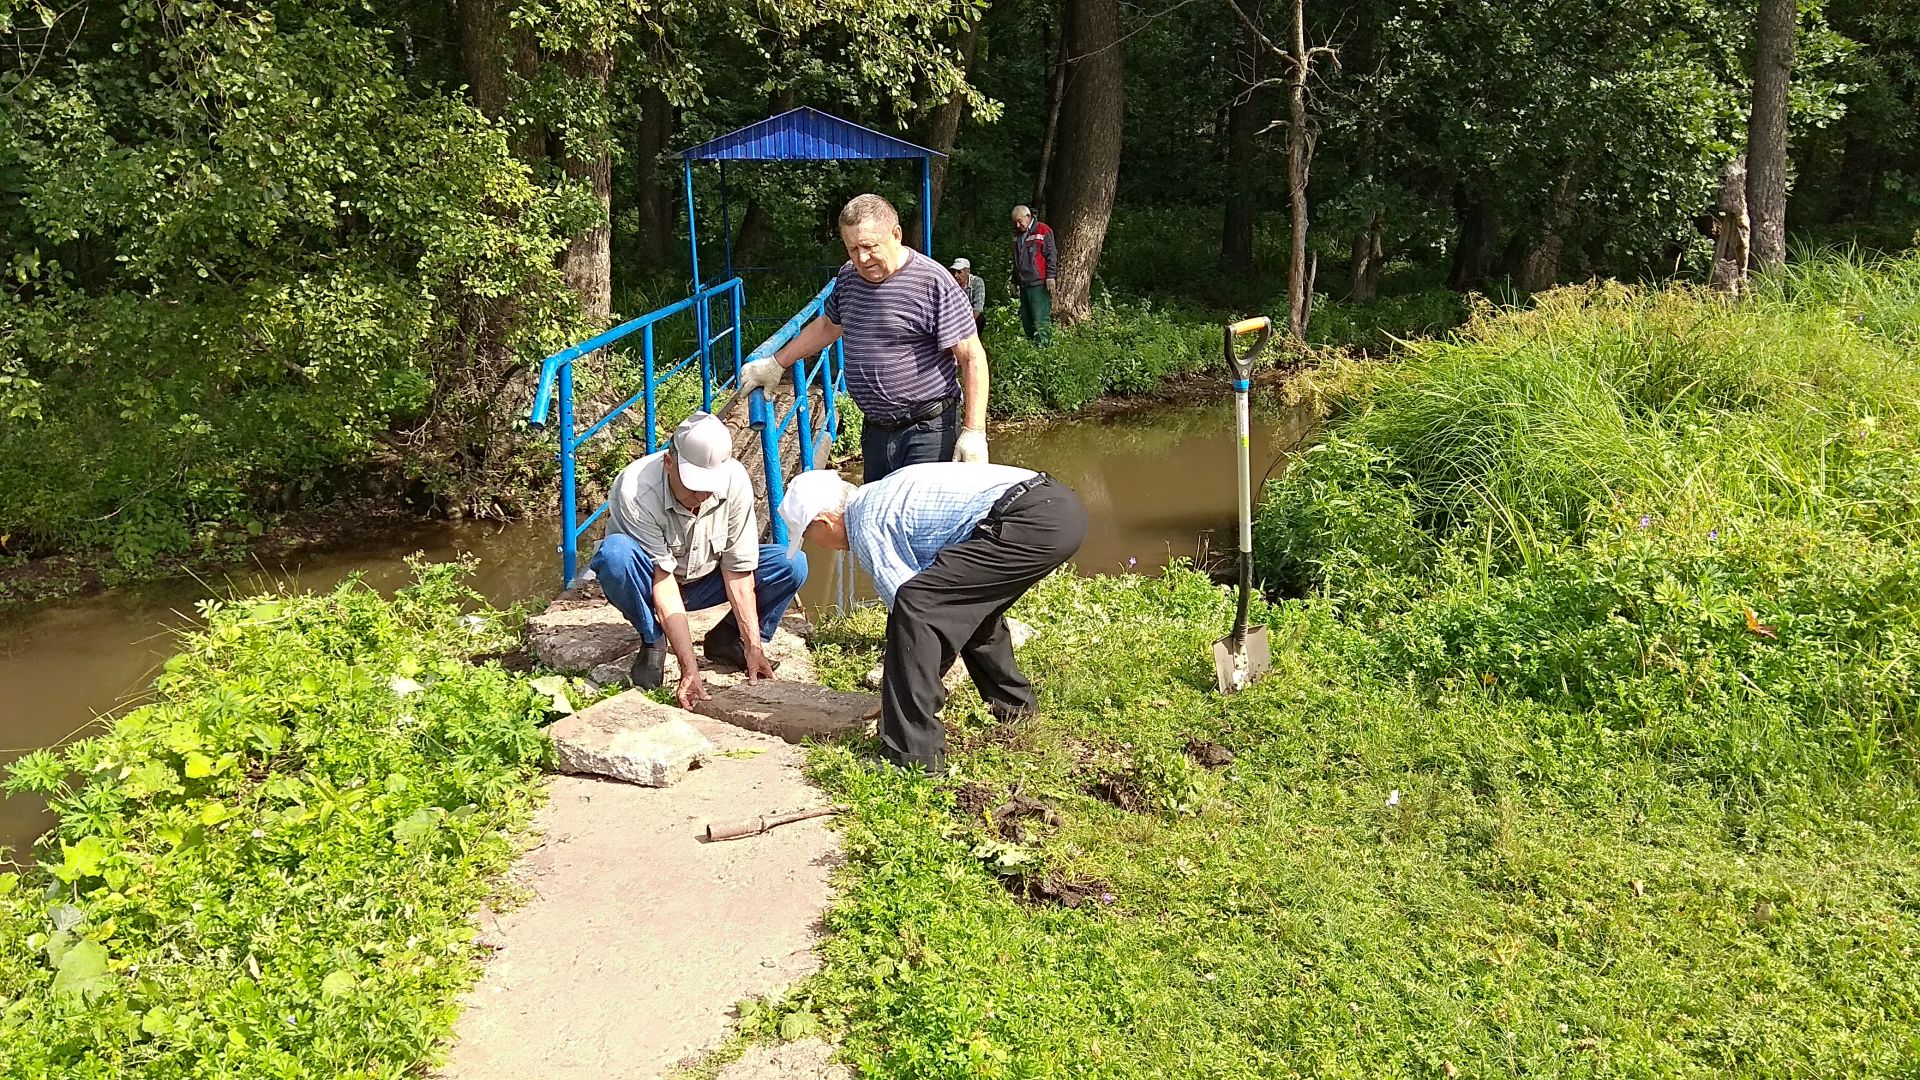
[1010,205,1057,345]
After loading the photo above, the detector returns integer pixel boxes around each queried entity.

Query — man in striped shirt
[778,464,1088,774]
[736,194,991,481]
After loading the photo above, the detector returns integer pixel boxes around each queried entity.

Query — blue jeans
[589,534,807,645]
[861,399,959,482]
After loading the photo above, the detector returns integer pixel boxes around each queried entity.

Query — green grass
[0,562,554,1079]
[795,569,1920,1077]
[777,251,1920,1076]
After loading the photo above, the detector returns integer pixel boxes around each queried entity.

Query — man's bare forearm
[721,568,764,657]
[772,316,844,368]
[651,570,699,670]
[955,335,990,430]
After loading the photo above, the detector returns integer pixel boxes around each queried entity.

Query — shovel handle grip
[1224,317,1272,382]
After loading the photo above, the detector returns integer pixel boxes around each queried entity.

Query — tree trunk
[924,23,982,232]
[1220,17,1264,272]
[734,85,800,269]
[1517,172,1577,292]
[634,83,675,272]
[1048,0,1125,324]
[1282,0,1312,341]
[557,48,614,325]
[1447,186,1501,291]
[458,0,542,159]
[1348,211,1383,301]
[1711,155,1751,292]
[1746,0,1795,271]
[1033,20,1070,211]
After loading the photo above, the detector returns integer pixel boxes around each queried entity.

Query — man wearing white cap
[778,463,1086,774]
[950,257,985,334]
[591,412,808,707]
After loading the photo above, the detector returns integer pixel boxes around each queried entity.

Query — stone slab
[547,694,713,787]
[692,681,878,744]
[585,609,818,691]
[527,602,644,674]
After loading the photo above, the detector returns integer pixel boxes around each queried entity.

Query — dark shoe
[629,643,667,689]
[988,703,1036,724]
[879,746,950,778]
[701,619,747,669]
[703,619,781,673]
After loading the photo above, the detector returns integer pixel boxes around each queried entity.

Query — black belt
[986,473,1052,519]
[866,396,959,430]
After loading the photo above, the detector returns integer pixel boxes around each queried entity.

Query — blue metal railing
[528,277,845,588]
[745,281,843,547]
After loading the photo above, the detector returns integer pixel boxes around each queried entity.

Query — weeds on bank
[0,561,554,1079]
[789,252,1920,1077]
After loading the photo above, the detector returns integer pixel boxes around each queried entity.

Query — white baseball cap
[949,257,971,271]
[779,470,853,558]
[670,412,733,494]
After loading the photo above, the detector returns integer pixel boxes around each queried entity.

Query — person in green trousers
[1010,204,1058,345]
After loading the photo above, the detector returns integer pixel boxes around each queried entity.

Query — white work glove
[738,357,785,394]
[954,427,989,464]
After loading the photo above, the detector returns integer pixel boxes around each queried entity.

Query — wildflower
[1126,557,1137,568]
[1386,789,1401,808]
[1708,528,1719,541]
[1100,892,1116,903]
[1638,514,1651,528]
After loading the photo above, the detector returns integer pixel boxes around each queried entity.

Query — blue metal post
[920,157,933,259]
[697,297,714,412]
[643,324,657,453]
[754,393,789,545]
[684,159,701,289]
[558,363,579,587]
[796,350,815,471]
[825,338,841,446]
[729,282,744,383]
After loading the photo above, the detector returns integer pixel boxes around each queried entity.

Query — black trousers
[861,399,959,482]
[879,476,1088,772]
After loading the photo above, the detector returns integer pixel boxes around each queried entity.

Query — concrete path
[441,717,839,1079]
[441,600,875,1080]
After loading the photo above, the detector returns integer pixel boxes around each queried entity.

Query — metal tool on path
[704,806,840,842]
[1213,316,1274,694]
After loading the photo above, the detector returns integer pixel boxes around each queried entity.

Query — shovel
[1213,316,1273,694]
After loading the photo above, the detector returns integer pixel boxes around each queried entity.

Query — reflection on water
[0,396,1312,854]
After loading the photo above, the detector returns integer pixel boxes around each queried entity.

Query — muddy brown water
[0,399,1313,856]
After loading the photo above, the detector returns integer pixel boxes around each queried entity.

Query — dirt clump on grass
[1005,871,1115,909]
[990,794,1060,844]
[1091,771,1150,813]
[1184,738,1234,769]
[952,782,996,818]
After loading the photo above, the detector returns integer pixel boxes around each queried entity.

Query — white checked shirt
[845,462,1037,608]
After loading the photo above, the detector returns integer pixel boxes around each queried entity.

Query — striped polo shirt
[824,248,979,424]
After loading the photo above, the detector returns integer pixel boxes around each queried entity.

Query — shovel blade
[1212,625,1271,693]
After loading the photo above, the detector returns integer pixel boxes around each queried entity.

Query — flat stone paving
[440,716,840,1080]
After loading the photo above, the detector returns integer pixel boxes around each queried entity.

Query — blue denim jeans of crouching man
[589,533,807,644]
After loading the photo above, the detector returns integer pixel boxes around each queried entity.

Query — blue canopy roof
[681,107,944,163]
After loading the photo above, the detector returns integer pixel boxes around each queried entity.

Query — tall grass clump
[1257,251,1920,802]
